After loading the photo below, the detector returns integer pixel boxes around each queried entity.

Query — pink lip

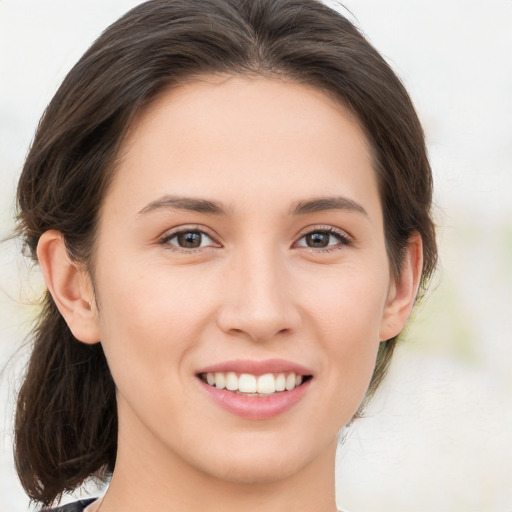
[195,359,314,420]
[196,358,313,377]
[197,376,312,420]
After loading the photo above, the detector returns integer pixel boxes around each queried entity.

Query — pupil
[178,231,201,248]
[307,232,329,248]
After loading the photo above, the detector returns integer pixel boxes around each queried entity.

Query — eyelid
[158,224,222,251]
[293,224,353,250]
[157,223,353,253]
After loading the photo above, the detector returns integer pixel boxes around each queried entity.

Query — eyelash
[159,225,352,253]
[295,225,352,252]
[159,225,219,253]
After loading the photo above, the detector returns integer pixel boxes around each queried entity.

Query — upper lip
[196,358,313,377]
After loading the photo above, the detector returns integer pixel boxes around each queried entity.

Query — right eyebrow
[138,194,230,216]
[289,196,368,217]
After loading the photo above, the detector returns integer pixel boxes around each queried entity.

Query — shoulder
[42,498,97,512]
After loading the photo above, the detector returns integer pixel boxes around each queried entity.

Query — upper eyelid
[296,224,352,240]
[160,225,218,240]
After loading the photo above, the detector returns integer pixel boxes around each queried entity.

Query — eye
[161,229,218,250]
[295,228,350,250]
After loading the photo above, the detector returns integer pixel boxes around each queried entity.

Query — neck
[100,407,339,512]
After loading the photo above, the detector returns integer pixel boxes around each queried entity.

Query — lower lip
[197,377,312,419]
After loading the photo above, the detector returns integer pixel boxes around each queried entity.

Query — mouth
[198,371,313,397]
[195,360,314,419]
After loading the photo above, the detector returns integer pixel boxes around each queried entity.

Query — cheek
[299,263,388,400]
[94,261,215,385]
[300,259,389,339]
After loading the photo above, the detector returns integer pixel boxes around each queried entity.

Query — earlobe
[379,232,423,341]
[37,230,100,344]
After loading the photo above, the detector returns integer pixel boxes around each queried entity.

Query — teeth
[214,372,226,390]
[285,373,296,391]
[275,373,286,391]
[257,373,275,394]
[203,371,307,394]
[239,374,257,393]
[226,372,238,391]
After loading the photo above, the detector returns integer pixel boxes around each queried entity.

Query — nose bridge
[217,239,300,341]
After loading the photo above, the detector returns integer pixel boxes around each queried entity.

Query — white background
[1,1,511,511]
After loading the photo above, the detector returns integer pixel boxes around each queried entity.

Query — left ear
[379,232,423,341]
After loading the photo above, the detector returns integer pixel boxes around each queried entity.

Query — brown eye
[305,232,330,248]
[163,230,216,250]
[296,229,349,250]
[177,231,202,248]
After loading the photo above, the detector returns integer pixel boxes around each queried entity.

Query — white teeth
[275,373,286,391]
[239,374,257,393]
[226,372,238,391]
[257,373,276,394]
[214,372,225,390]
[285,373,296,391]
[203,371,308,394]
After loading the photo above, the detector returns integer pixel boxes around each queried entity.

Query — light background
[1,1,511,511]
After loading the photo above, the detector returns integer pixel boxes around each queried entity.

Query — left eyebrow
[138,194,230,216]
[289,196,368,217]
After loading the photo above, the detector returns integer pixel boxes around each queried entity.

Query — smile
[196,359,314,419]
[199,371,311,396]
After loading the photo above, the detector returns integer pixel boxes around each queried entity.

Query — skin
[38,75,422,512]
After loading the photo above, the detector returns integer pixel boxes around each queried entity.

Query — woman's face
[90,75,402,483]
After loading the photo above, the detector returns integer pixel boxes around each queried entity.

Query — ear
[379,232,423,341]
[37,230,100,344]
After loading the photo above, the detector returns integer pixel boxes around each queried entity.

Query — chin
[206,453,307,485]
[188,431,329,486]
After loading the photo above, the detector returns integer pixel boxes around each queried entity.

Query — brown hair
[15,0,436,506]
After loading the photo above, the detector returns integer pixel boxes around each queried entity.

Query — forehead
[108,74,381,221]
[124,74,371,157]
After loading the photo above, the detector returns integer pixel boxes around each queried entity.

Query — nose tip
[218,313,293,343]
[216,259,301,342]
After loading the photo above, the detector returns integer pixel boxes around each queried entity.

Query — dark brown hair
[15,0,437,506]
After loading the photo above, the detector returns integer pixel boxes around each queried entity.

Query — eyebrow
[138,194,368,218]
[289,196,368,217]
[138,195,230,215]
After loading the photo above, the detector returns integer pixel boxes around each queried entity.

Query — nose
[216,246,302,342]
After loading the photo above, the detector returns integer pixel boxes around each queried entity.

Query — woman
[14,0,437,511]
